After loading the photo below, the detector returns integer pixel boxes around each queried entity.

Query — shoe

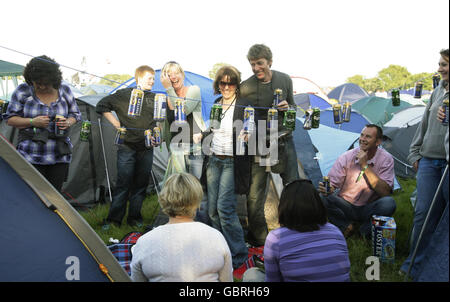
[128,220,143,228]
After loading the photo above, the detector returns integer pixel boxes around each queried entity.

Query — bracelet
[30,118,33,126]
[356,164,369,183]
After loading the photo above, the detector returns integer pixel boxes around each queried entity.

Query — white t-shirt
[130,222,233,282]
[211,105,234,156]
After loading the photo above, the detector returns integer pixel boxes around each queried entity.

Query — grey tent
[0,134,130,281]
[0,60,24,101]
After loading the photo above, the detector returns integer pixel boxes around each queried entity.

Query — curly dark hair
[23,55,62,89]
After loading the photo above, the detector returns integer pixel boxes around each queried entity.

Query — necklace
[220,96,236,119]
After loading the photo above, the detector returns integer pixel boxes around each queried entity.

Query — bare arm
[102,112,121,130]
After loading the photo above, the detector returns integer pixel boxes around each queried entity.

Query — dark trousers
[33,163,69,192]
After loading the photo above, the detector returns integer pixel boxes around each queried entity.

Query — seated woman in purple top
[243,179,351,282]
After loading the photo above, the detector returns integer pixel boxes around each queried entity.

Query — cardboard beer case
[371,215,396,263]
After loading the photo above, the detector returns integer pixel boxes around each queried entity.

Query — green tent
[351,96,411,126]
[0,60,24,101]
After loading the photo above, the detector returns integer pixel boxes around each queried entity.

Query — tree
[377,65,411,91]
[98,74,132,87]
[209,63,229,80]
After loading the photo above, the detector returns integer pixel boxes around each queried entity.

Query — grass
[78,177,416,282]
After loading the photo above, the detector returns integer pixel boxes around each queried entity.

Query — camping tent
[81,84,115,96]
[319,108,371,133]
[328,83,369,104]
[110,70,215,126]
[0,60,24,101]
[351,96,412,126]
[291,76,329,101]
[0,134,131,281]
[294,93,332,114]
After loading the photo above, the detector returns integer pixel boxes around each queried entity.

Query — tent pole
[405,164,449,281]
[98,117,113,203]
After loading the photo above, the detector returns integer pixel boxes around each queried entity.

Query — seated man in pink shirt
[318,124,396,238]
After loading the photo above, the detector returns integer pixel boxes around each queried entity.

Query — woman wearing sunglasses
[193,65,251,269]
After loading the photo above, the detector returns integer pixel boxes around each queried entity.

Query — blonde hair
[135,65,155,81]
[161,61,185,80]
[159,173,203,218]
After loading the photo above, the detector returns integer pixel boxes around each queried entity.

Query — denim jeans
[246,135,299,246]
[321,193,396,236]
[106,144,154,225]
[207,155,248,268]
[401,157,449,278]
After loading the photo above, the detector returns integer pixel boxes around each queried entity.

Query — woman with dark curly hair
[6,55,81,192]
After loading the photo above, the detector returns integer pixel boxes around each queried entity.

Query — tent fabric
[291,76,329,101]
[0,134,131,282]
[351,96,411,126]
[294,93,332,113]
[110,70,215,126]
[327,83,369,104]
[319,108,371,133]
[383,106,426,128]
[0,60,24,77]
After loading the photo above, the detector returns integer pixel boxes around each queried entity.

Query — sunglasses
[219,81,237,88]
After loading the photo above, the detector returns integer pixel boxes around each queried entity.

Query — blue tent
[328,83,369,104]
[319,108,370,133]
[110,70,215,126]
[0,134,131,282]
[294,93,332,113]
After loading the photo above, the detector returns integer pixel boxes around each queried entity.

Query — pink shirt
[328,147,394,206]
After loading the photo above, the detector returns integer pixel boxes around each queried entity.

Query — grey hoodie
[408,80,449,164]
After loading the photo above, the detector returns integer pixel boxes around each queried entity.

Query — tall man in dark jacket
[240,44,300,246]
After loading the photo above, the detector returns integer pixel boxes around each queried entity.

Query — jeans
[106,145,154,225]
[207,155,248,268]
[321,193,396,236]
[401,157,449,278]
[246,136,299,246]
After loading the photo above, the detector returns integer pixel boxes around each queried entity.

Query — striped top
[264,223,350,282]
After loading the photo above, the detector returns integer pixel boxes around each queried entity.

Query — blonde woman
[130,173,233,282]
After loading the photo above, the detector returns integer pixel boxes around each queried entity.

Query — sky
[1,0,449,88]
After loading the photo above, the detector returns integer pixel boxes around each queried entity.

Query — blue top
[264,223,351,282]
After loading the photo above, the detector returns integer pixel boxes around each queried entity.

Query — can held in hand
[175,99,187,124]
[153,126,161,146]
[128,88,144,118]
[115,127,126,145]
[342,101,351,122]
[80,120,91,142]
[414,81,423,99]
[154,93,167,122]
[303,108,312,130]
[323,176,331,194]
[442,98,449,126]
[267,108,278,131]
[311,107,320,129]
[283,106,296,131]
[333,104,343,124]
[391,89,400,106]
[244,106,255,134]
[273,88,282,107]
[432,73,441,89]
[210,103,223,129]
[144,129,152,148]
[55,115,66,137]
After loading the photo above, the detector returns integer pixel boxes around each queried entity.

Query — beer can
[210,103,223,129]
[115,127,126,145]
[442,98,449,126]
[144,129,152,148]
[311,107,320,129]
[273,88,283,107]
[128,88,144,117]
[282,106,296,131]
[175,99,187,124]
[414,81,423,99]
[333,104,343,124]
[432,73,441,89]
[55,114,66,137]
[244,106,255,134]
[80,120,91,142]
[267,108,278,131]
[342,101,352,122]
[153,126,161,146]
[303,108,312,130]
[154,93,167,121]
[391,89,400,107]
[236,136,246,156]
[323,176,331,194]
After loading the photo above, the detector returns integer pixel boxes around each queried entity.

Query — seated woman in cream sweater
[130,172,233,282]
